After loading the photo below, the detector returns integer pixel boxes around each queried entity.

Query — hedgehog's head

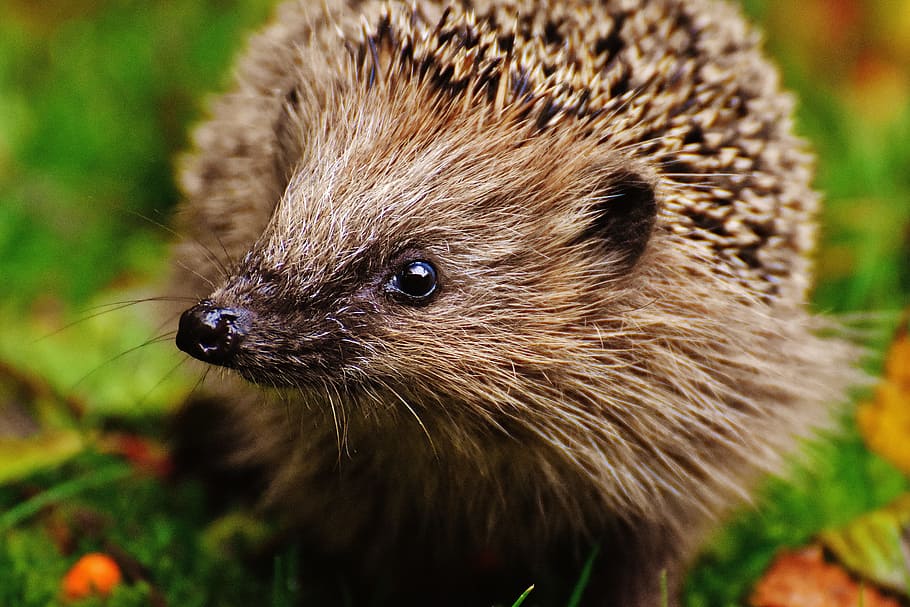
[176,4,662,400]
[175,93,659,396]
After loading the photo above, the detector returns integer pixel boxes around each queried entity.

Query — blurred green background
[0,0,908,605]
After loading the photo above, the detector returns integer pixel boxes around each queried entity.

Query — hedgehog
[170,0,858,604]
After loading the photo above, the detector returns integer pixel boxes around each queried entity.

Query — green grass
[0,452,280,606]
[1,1,908,605]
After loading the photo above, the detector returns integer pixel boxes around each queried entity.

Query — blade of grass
[0,461,131,531]
[270,545,300,607]
[566,544,600,607]
[510,585,535,607]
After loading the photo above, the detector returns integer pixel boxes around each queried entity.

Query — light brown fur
[172,0,858,604]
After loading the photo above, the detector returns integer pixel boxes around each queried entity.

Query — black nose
[175,300,250,366]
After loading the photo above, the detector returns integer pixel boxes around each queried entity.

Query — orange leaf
[750,545,903,607]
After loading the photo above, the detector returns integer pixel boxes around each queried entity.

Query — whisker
[182,366,212,405]
[125,208,231,280]
[68,331,177,391]
[80,296,198,313]
[176,259,217,291]
[325,382,343,463]
[37,296,194,343]
[212,231,238,275]
[133,355,194,410]
[383,383,436,457]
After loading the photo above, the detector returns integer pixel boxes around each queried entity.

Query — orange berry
[62,553,123,601]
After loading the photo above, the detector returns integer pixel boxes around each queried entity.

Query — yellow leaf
[858,313,910,473]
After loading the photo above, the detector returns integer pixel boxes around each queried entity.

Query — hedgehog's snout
[176,300,252,367]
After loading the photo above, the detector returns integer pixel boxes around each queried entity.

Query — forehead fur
[259,0,816,300]
[265,81,636,274]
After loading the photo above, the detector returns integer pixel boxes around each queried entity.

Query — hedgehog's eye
[387,260,438,302]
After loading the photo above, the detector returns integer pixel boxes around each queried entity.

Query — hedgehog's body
[173,1,855,604]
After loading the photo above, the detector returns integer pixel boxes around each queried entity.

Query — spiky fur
[172,0,858,604]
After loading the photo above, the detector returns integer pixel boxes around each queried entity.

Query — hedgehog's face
[176,101,659,423]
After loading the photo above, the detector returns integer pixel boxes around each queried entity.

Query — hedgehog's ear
[580,171,658,269]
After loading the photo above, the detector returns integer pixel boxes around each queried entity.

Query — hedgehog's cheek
[175,299,253,367]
